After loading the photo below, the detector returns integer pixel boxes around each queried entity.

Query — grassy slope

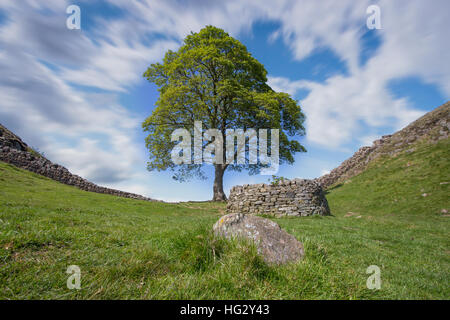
[0,138,449,299]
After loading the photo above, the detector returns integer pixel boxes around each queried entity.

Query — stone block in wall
[227,179,330,217]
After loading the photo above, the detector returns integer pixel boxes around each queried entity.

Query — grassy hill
[0,135,448,299]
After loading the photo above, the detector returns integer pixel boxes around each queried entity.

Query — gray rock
[213,213,304,265]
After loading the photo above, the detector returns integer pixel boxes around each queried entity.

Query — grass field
[0,138,449,299]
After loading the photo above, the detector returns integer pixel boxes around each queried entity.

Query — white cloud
[266,0,449,149]
[267,76,308,96]
[48,138,133,183]
[298,73,425,148]
[358,135,380,147]
[59,35,178,92]
[0,50,145,184]
[0,1,151,187]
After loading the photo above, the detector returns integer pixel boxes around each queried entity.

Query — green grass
[0,138,449,299]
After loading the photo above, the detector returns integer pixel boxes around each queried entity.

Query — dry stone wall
[0,123,156,202]
[227,179,330,217]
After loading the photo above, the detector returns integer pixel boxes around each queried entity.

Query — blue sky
[0,0,448,201]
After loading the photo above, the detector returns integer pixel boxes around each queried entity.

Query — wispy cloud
[265,0,449,148]
[0,1,153,185]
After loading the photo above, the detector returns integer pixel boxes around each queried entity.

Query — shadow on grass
[324,183,343,194]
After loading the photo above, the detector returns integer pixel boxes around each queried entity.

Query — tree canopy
[142,25,306,200]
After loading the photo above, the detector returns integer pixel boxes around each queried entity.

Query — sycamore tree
[142,26,306,201]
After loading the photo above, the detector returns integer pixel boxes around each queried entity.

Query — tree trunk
[212,164,227,201]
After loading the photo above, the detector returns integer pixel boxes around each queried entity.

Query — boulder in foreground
[213,213,304,265]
